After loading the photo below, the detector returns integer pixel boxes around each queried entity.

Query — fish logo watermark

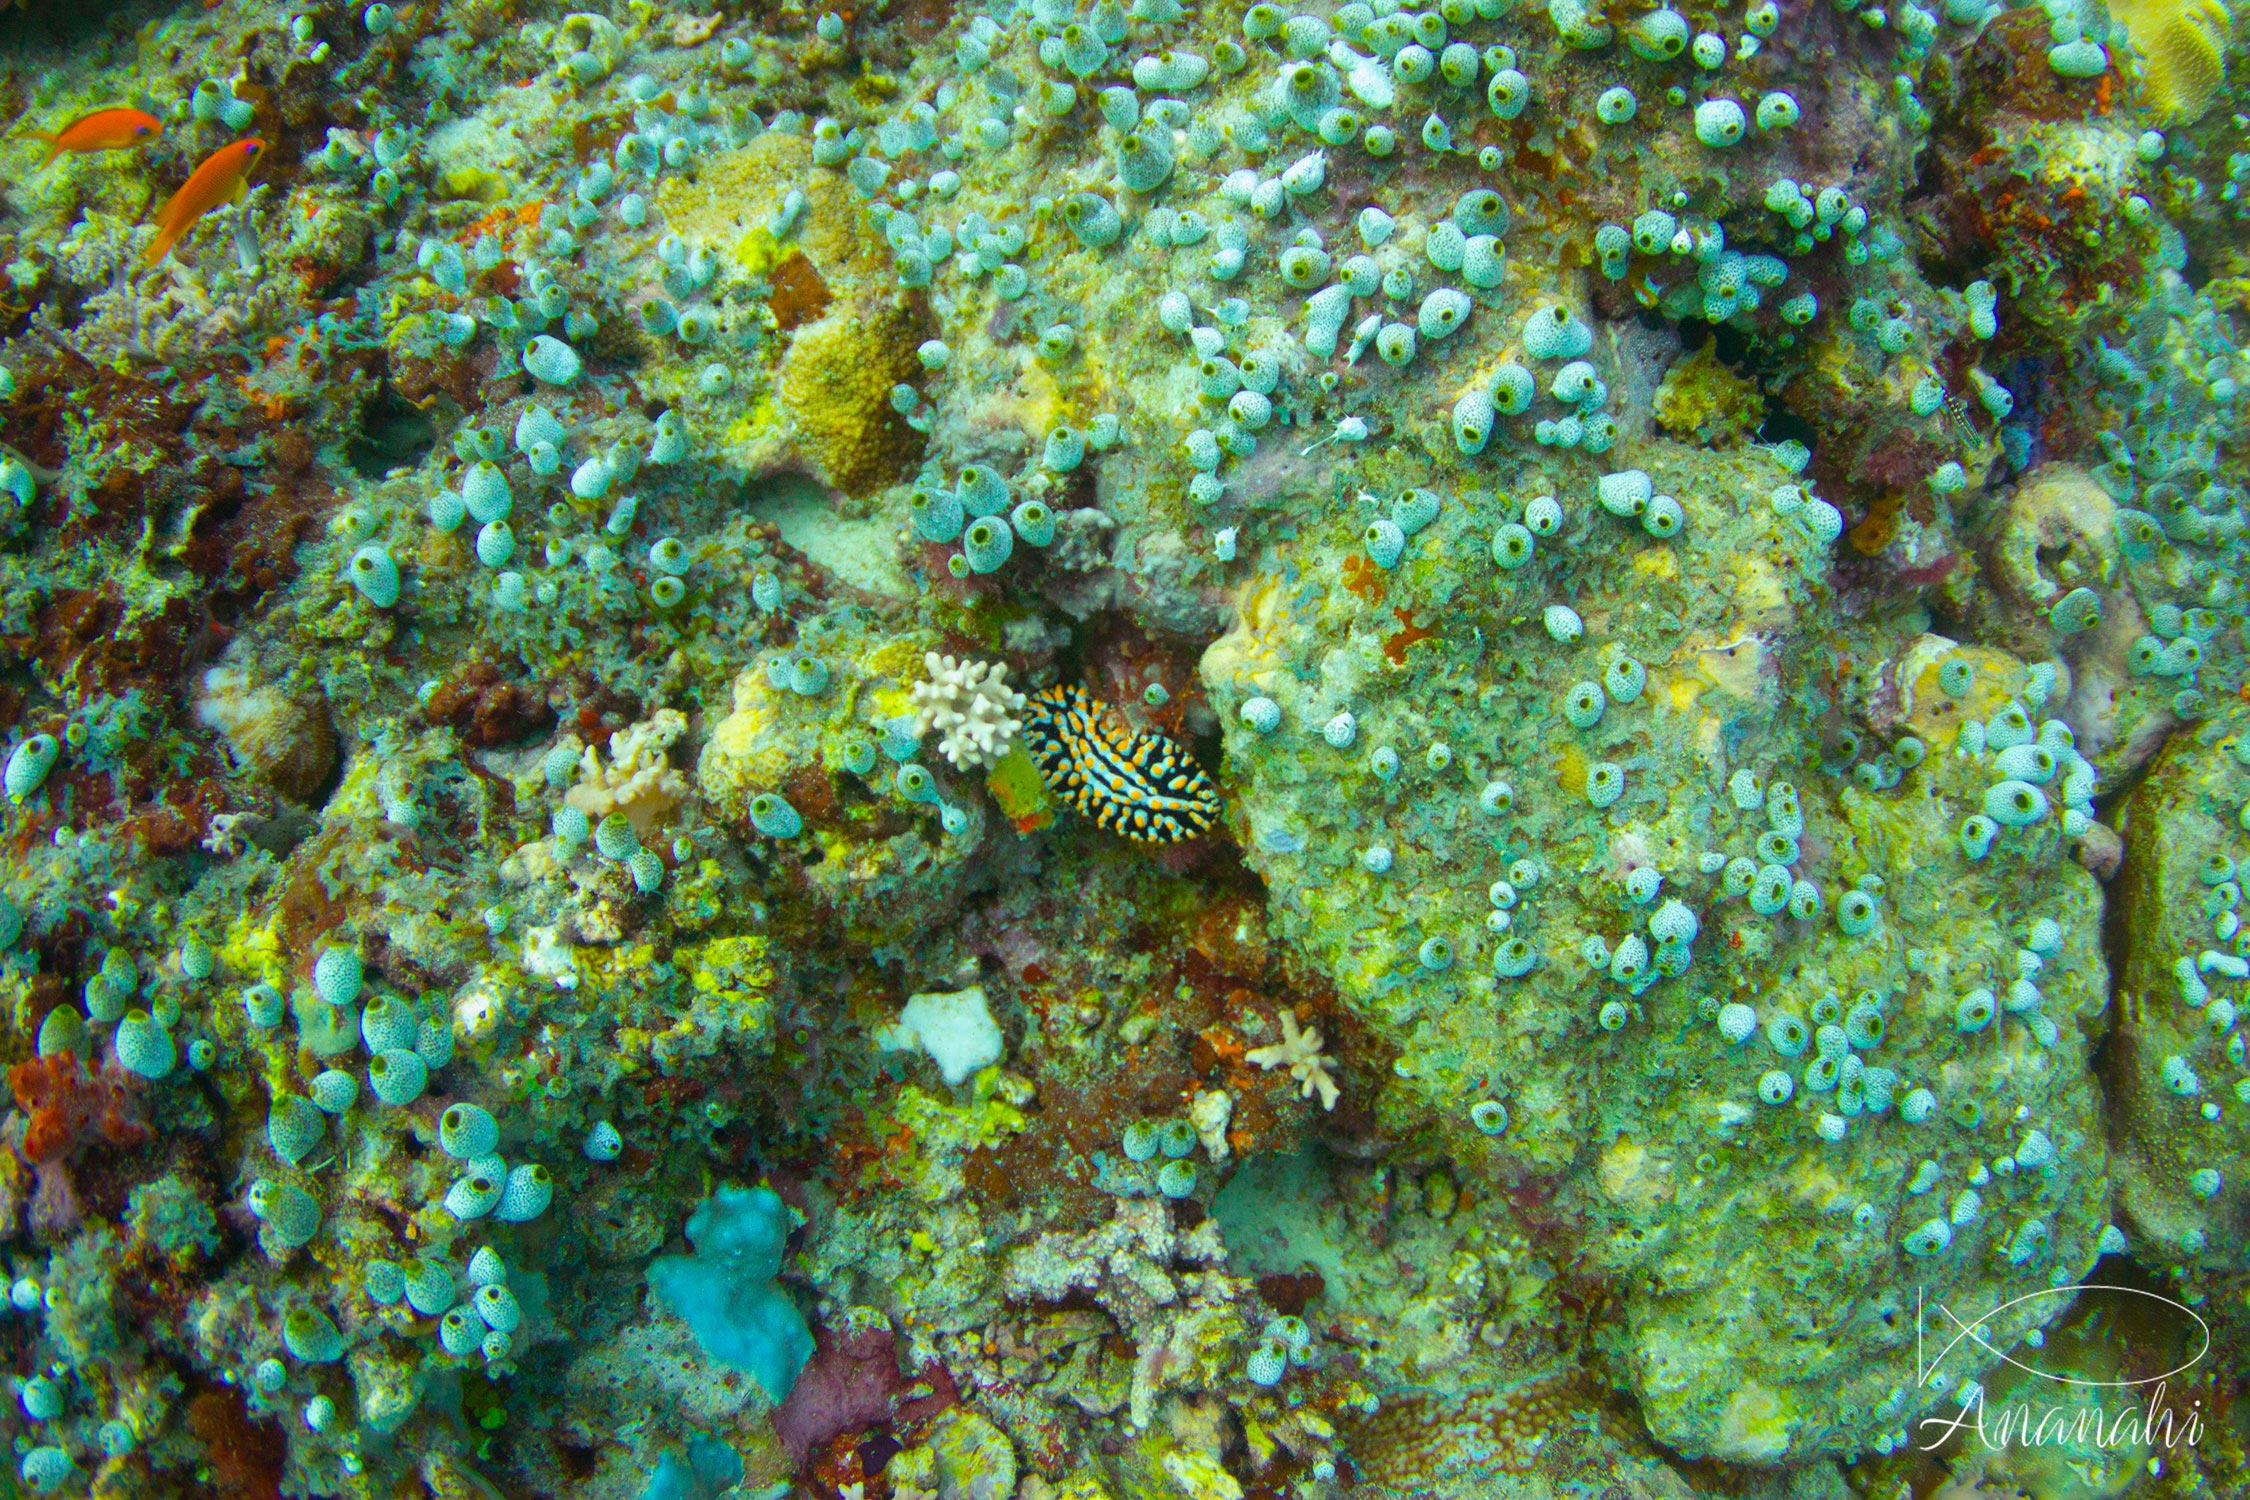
[1913,1284,2209,1455]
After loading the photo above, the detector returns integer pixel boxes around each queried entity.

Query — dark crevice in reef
[1689,316,1758,370]
[0,0,161,49]
[2094,829,2133,1072]
[2091,743,2164,1068]
[1752,394,1821,455]
[1685,318,1819,456]
[345,379,440,480]
[1899,134,2000,294]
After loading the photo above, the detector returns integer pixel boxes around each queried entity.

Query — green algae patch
[985,743,1054,833]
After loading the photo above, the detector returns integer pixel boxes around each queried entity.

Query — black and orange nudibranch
[1022,684,1221,844]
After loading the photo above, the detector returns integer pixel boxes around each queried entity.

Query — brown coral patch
[181,424,333,611]
[0,342,195,481]
[24,589,219,708]
[223,30,379,196]
[1905,148,2146,345]
[1258,1270,1325,1315]
[7,1053,147,1165]
[1082,618,1210,741]
[423,657,556,749]
[0,351,200,549]
[783,762,840,824]
[269,830,352,950]
[387,340,488,416]
[547,668,643,754]
[1341,1370,1582,1482]
[769,252,833,333]
[117,785,224,854]
[187,1385,288,1500]
[890,0,959,39]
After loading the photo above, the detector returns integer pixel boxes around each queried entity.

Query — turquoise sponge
[635,1435,743,1500]
[646,1186,813,1404]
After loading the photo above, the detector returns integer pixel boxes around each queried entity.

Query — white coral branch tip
[1246,1011,1341,1112]
[909,653,1028,772]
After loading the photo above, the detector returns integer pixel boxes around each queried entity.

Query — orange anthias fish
[31,107,162,168]
[140,138,264,268]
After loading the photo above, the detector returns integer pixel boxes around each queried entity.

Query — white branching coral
[910,653,1027,771]
[1246,1011,1341,1111]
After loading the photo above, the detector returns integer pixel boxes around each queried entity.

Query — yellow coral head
[2111,0,2229,123]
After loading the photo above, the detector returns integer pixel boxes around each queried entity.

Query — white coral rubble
[910,653,1027,771]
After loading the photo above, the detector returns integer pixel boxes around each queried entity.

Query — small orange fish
[31,108,163,168]
[141,138,264,268]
